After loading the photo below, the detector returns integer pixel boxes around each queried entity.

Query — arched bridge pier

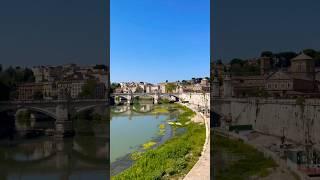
[0,99,108,138]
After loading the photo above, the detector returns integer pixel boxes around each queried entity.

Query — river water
[0,103,180,179]
[110,103,180,176]
[0,108,109,180]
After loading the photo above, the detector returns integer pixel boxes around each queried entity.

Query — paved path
[182,103,210,180]
[215,129,302,180]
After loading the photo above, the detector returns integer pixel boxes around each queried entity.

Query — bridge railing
[0,99,108,105]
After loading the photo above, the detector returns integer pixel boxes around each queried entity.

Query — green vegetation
[93,64,108,70]
[112,104,205,180]
[131,151,143,161]
[230,58,260,76]
[152,106,169,114]
[0,66,35,100]
[142,141,157,150]
[165,83,177,93]
[111,83,121,93]
[135,86,144,93]
[159,99,171,104]
[213,134,277,180]
[158,124,166,136]
[79,79,98,98]
[213,49,320,77]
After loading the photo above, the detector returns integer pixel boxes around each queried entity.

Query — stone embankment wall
[179,93,210,109]
[213,98,320,149]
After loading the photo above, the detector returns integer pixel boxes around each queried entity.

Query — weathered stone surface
[212,98,320,148]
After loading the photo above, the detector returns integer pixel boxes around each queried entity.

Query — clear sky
[0,0,107,68]
[110,0,210,83]
[213,0,320,62]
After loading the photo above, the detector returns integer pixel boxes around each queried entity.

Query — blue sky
[214,0,320,62]
[0,0,106,67]
[110,0,210,83]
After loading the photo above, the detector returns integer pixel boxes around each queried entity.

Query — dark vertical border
[106,0,110,179]
[210,0,214,179]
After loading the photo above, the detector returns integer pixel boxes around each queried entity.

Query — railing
[0,99,108,105]
[111,92,180,95]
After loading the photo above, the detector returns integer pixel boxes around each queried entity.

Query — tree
[111,83,120,93]
[23,68,35,82]
[79,79,98,98]
[165,83,177,93]
[261,51,273,57]
[135,85,144,93]
[274,52,297,61]
[303,49,317,57]
[216,59,223,65]
[5,66,15,78]
[94,64,107,70]
[0,81,10,101]
[230,58,244,66]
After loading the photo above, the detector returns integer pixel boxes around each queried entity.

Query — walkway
[215,129,303,180]
[182,103,210,180]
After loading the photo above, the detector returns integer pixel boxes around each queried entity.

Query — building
[158,83,167,93]
[260,56,272,75]
[289,52,315,80]
[42,82,57,99]
[231,75,265,97]
[265,71,317,97]
[17,83,44,100]
[18,63,109,100]
[229,52,319,98]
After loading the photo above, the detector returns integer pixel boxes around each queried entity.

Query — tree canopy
[165,83,177,93]
[79,79,98,98]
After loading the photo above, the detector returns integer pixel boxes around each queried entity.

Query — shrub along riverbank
[112,104,206,180]
[213,134,277,180]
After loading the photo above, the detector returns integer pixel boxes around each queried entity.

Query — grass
[152,106,169,114]
[213,134,277,180]
[131,151,143,161]
[112,104,206,180]
[142,141,157,150]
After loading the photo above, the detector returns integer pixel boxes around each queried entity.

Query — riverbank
[181,103,210,180]
[214,129,300,180]
[111,103,206,180]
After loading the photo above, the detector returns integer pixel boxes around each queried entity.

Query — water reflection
[110,103,180,176]
[0,107,109,180]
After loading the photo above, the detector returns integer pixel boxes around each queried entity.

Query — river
[110,103,181,176]
[0,107,109,180]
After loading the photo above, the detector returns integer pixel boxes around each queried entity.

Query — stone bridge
[110,92,180,104]
[0,99,108,138]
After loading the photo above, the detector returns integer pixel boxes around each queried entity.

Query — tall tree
[80,79,98,98]
[261,51,273,57]
[303,49,317,58]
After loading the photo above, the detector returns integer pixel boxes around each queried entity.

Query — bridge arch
[0,106,57,120]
